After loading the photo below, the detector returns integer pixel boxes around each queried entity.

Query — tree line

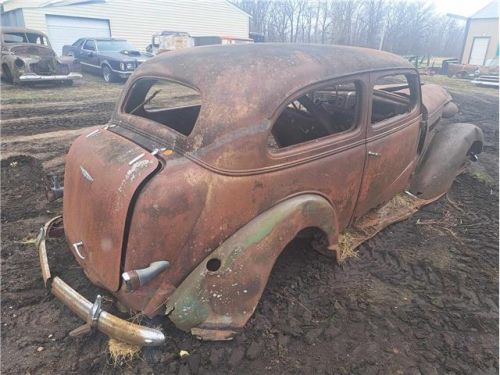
[235,0,465,57]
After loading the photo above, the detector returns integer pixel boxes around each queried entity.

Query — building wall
[1,9,25,27]
[461,18,499,65]
[18,0,249,51]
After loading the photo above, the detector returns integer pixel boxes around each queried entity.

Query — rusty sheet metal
[54,44,484,342]
[409,123,483,199]
[63,129,159,291]
[163,194,336,339]
[116,138,365,316]
[115,44,413,172]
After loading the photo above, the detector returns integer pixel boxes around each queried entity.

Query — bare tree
[234,0,464,57]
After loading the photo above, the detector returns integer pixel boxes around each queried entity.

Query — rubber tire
[1,65,13,84]
[456,71,467,79]
[102,65,116,83]
[61,80,74,87]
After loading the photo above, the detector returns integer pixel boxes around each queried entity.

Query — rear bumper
[36,216,165,346]
[19,72,82,82]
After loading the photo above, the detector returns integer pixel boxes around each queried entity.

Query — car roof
[126,43,415,171]
[2,27,48,37]
[85,38,127,41]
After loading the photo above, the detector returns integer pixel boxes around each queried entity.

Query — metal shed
[1,0,250,55]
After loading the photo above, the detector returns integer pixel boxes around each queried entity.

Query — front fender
[165,194,338,340]
[410,122,483,199]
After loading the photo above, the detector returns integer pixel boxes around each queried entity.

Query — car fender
[164,193,338,340]
[409,122,483,200]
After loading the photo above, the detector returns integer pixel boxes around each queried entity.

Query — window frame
[369,69,421,134]
[121,76,202,138]
[82,39,97,52]
[266,74,368,159]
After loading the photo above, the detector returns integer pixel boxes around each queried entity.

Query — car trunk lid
[63,129,159,291]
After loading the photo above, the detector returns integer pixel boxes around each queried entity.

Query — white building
[1,0,250,55]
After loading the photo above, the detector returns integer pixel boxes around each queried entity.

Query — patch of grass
[467,168,496,188]
[421,75,499,97]
[1,73,123,103]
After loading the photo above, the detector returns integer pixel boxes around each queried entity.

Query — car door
[263,74,370,231]
[80,39,99,72]
[353,70,422,219]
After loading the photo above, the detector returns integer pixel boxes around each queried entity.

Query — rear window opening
[124,78,201,136]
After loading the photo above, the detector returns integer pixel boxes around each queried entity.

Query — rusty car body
[38,44,483,346]
[447,61,499,79]
[1,27,81,84]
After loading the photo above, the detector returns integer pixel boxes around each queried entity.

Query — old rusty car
[1,27,81,85]
[37,44,483,346]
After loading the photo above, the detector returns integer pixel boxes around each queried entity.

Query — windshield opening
[3,32,48,45]
[96,40,134,51]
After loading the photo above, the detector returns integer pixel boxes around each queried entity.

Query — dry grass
[421,74,499,97]
[336,231,359,262]
[107,339,141,367]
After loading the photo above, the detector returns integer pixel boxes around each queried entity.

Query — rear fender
[409,122,483,199]
[165,194,338,340]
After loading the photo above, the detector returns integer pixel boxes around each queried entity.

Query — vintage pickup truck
[38,44,483,346]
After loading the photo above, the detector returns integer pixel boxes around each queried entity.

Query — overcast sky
[0,0,496,18]
[431,0,494,17]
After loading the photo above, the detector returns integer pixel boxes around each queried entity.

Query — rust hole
[206,258,221,272]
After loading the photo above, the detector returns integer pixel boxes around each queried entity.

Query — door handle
[368,151,381,157]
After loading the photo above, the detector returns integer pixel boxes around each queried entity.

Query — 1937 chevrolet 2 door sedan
[37,44,483,346]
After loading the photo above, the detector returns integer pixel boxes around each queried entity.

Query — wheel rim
[103,66,110,82]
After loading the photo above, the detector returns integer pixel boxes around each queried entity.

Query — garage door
[46,15,111,56]
[468,37,489,65]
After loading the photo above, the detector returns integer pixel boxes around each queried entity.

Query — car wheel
[102,65,115,83]
[1,64,13,84]
[61,80,74,87]
[456,71,466,79]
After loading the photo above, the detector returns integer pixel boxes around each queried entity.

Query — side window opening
[124,78,201,136]
[371,73,418,124]
[269,80,361,149]
[83,40,96,51]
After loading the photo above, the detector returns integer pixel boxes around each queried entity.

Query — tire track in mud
[1,100,115,120]
[1,111,111,137]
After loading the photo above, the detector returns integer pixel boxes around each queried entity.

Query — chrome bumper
[36,216,165,346]
[19,72,82,82]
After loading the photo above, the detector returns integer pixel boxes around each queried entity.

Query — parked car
[38,44,483,346]
[1,27,81,85]
[146,31,194,55]
[62,38,151,82]
[447,60,499,79]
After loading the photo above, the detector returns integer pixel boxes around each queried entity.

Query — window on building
[371,73,418,124]
[124,78,201,136]
[269,80,361,149]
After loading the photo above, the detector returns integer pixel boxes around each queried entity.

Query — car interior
[270,82,360,149]
[269,74,415,149]
[125,78,201,136]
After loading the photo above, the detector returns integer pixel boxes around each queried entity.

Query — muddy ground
[1,74,498,374]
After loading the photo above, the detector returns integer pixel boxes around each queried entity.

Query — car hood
[99,50,151,62]
[6,43,55,57]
